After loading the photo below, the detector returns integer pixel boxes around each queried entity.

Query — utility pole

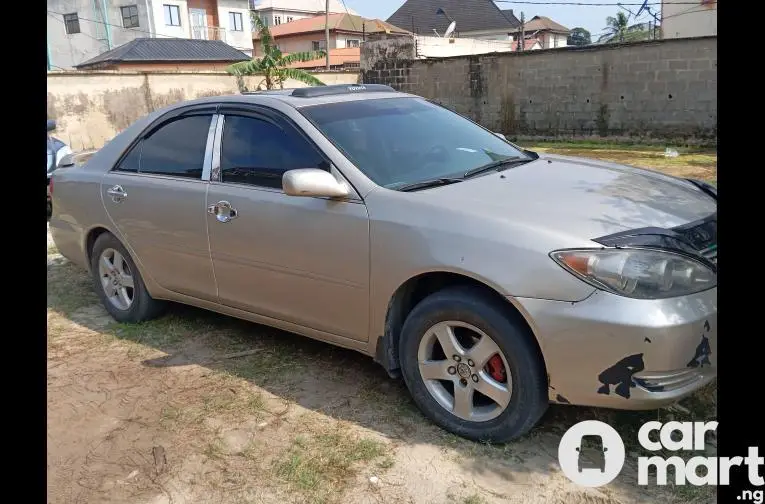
[517,12,525,51]
[101,0,113,50]
[325,0,330,70]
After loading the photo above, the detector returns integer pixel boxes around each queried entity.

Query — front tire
[399,286,548,443]
[90,232,165,323]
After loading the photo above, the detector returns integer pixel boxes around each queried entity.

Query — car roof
[162,84,418,111]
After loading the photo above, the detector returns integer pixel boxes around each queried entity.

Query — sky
[342,0,662,41]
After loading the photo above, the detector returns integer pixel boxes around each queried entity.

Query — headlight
[550,248,716,299]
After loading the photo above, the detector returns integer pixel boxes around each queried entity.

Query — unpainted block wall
[361,36,717,138]
[47,71,361,151]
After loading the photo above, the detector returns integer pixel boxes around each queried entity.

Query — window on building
[312,40,326,51]
[220,115,328,189]
[346,39,360,48]
[274,16,281,25]
[63,13,80,34]
[229,12,243,31]
[163,4,181,26]
[286,16,293,22]
[121,5,140,28]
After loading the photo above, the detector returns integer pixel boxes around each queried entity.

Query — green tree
[567,27,592,46]
[597,12,651,43]
[227,14,326,90]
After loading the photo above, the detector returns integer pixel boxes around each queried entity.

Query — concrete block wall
[47,70,360,151]
[361,36,717,139]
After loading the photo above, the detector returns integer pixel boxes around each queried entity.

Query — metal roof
[386,0,516,35]
[75,38,251,69]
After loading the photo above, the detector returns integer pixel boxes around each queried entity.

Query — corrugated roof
[286,47,360,68]
[75,38,251,68]
[260,13,408,39]
[500,9,522,28]
[517,16,570,34]
[386,0,515,35]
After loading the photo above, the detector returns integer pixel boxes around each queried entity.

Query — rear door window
[138,115,213,179]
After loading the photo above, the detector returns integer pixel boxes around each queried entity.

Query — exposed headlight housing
[550,248,716,299]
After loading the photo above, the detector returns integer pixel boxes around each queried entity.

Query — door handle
[106,185,127,202]
[207,200,238,223]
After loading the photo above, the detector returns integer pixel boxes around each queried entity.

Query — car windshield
[300,97,528,189]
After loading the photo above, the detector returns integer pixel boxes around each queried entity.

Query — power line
[340,0,359,33]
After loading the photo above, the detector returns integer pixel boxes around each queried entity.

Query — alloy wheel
[417,321,512,422]
[97,247,135,311]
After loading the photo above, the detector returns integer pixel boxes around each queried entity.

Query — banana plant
[228,14,327,90]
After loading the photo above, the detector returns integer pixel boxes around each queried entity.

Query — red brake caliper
[485,354,507,382]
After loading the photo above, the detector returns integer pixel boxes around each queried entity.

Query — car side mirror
[282,169,350,198]
[58,153,76,168]
[523,149,539,160]
[603,447,608,452]
[575,447,580,452]
[493,132,506,140]
[47,119,57,132]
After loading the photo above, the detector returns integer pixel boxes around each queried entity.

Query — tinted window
[115,141,142,172]
[140,115,211,179]
[301,98,527,188]
[220,115,327,189]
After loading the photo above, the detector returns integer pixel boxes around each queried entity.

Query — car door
[206,106,370,341]
[101,106,219,302]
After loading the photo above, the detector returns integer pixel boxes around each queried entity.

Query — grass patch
[273,425,389,504]
[47,261,100,315]
[522,142,717,183]
[106,312,212,349]
[447,492,488,504]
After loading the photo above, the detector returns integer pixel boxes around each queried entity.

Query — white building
[250,0,356,27]
[47,0,253,69]
[661,0,717,39]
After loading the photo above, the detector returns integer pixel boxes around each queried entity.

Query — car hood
[423,153,716,239]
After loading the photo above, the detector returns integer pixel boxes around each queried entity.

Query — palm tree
[597,12,651,43]
[227,14,326,90]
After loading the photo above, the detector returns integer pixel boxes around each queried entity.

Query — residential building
[386,0,519,40]
[517,38,543,51]
[47,0,253,69]
[284,47,361,71]
[74,38,250,71]
[661,0,717,39]
[254,13,408,57]
[512,16,570,49]
[250,0,355,27]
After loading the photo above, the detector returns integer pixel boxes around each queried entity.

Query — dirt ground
[47,147,717,504]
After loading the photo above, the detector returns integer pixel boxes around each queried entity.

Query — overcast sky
[342,0,661,40]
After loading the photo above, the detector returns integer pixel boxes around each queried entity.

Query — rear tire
[399,286,548,443]
[90,232,165,323]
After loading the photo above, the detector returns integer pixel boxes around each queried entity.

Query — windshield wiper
[394,177,464,192]
[463,156,532,179]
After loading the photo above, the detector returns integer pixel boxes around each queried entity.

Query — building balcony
[191,26,227,42]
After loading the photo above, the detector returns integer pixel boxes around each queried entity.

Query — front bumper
[515,287,717,409]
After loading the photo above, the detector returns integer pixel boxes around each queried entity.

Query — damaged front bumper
[515,287,717,410]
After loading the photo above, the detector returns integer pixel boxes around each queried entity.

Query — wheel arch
[83,225,163,298]
[374,270,548,381]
